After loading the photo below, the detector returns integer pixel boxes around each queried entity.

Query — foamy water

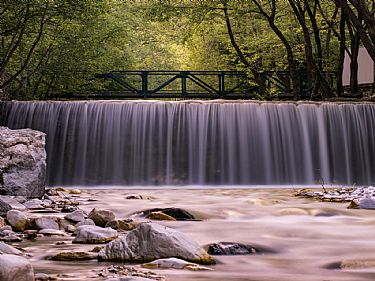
[18,188,375,281]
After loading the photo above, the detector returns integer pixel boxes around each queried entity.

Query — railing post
[219,72,225,96]
[181,71,187,97]
[141,71,148,96]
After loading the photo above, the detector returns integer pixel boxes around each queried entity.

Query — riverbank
[2,187,373,281]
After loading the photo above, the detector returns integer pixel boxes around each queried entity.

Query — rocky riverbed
[2,186,375,281]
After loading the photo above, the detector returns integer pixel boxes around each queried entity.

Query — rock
[0,241,23,255]
[98,265,165,281]
[34,217,59,230]
[65,210,86,223]
[0,217,5,228]
[0,195,26,216]
[142,257,213,270]
[39,229,66,236]
[65,225,76,233]
[137,208,195,221]
[275,208,310,216]
[69,189,81,195]
[88,208,116,227]
[125,194,145,200]
[98,222,215,264]
[0,254,34,281]
[24,199,44,209]
[105,220,136,231]
[23,230,38,240]
[0,227,22,242]
[205,242,267,255]
[358,198,375,209]
[348,200,359,209]
[145,212,176,221]
[325,259,375,270]
[61,205,77,213]
[0,127,46,198]
[7,210,28,231]
[34,273,50,281]
[76,218,96,227]
[48,251,98,261]
[73,225,118,244]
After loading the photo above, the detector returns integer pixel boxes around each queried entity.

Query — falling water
[0,100,374,186]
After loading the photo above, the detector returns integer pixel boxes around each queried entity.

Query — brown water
[18,188,375,281]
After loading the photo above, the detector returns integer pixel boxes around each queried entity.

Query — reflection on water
[18,188,375,281]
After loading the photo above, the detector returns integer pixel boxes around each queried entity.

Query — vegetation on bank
[0,0,375,100]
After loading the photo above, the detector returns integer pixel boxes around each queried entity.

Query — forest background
[1,0,375,100]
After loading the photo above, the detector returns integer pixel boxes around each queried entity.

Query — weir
[0,100,374,186]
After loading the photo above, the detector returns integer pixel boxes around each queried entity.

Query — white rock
[7,210,28,231]
[0,254,34,281]
[73,225,118,244]
[142,257,213,270]
[99,222,214,264]
[39,229,66,236]
[0,127,46,198]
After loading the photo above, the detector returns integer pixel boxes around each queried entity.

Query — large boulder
[0,254,34,281]
[0,127,46,198]
[98,222,215,264]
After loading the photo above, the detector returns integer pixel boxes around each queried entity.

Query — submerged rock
[136,208,196,221]
[205,242,268,255]
[48,251,98,261]
[73,225,118,244]
[0,254,34,281]
[0,127,46,198]
[88,208,116,227]
[99,222,215,264]
[142,257,213,270]
[325,258,375,270]
[106,220,136,231]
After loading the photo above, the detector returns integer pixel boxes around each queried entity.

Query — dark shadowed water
[0,100,374,186]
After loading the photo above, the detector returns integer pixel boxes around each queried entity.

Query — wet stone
[48,251,98,261]
[206,242,261,255]
[137,208,196,221]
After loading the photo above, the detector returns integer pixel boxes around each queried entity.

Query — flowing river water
[16,187,375,281]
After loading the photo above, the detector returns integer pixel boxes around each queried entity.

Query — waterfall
[1,100,374,186]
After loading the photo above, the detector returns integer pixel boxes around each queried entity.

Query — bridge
[59,70,334,99]
[93,70,257,99]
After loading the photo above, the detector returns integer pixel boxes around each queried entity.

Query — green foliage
[0,0,371,99]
